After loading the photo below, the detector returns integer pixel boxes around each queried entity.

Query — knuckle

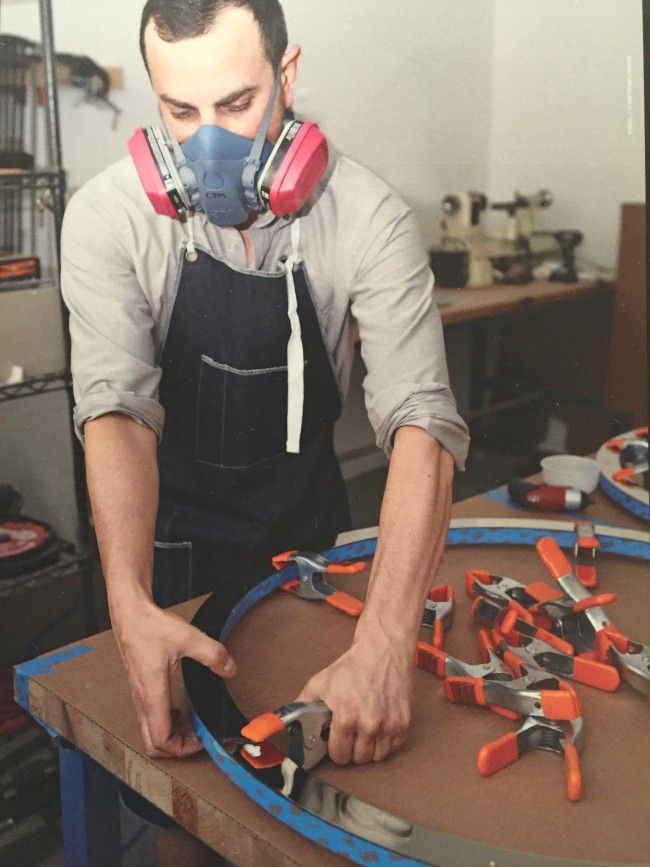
[360,717,382,739]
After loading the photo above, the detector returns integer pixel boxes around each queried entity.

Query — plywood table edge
[25,656,327,866]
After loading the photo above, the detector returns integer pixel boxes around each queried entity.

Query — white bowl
[541,455,600,494]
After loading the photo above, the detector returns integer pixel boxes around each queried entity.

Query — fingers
[181,626,237,678]
[329,710,410,766]
[135,671,202,758]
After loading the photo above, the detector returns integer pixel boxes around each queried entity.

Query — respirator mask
[128,72,328,228]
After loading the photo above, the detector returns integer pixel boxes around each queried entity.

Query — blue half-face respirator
[128,73,329,228]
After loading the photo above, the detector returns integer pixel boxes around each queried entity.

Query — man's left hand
[296,631,413,765]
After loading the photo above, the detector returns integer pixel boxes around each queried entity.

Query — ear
[280,44,301,109]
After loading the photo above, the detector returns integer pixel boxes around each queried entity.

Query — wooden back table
[15,482,649,866]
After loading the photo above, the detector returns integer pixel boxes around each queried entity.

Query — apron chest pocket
[195,355,288,468]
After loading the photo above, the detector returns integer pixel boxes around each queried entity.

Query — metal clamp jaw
[273,550,365,616]
[465,569,541,608]
[477,715,585,801]
[488,629,620,692]
[593,628,650,698]
[240,700,332,770]
[574,521,599,588]
[421,584,455,647]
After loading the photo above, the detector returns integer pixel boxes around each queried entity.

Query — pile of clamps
[237,533,648,803]
[415,523,649,801]
[237,550,455,772]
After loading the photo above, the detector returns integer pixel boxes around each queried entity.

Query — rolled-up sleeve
[61,189,164,443]
[349,196,470,470]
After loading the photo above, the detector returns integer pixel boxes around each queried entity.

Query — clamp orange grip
[634,426,648,437]
[477,733,519,776]
[564,743,582,802]
[477,628,495,662]
[432,618,445,649]
[613,467,638,485]
[429,584,455,603]
[272,550,297,570]
[572,593,616,614]
[281,578,300,593]
[326,560,366,574]
[415,642,448,678]
[465,569,492,597]
[575,565,597,589]
[536,537,572,582]
[241,712,286,744]
[571,655,620,691]
[539,687,581,721]
[535,629,575,655]
[240,742,285,769]
[325,591,364,617]
[444,677,486,707]
[525,581,563,603]
[506,600,534,623]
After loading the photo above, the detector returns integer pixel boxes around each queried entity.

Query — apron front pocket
[195,355,288,468]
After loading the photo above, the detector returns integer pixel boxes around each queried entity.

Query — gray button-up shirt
[61,151,469,468]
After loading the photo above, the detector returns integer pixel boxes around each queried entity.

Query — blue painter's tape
[599,475,650,522]
[190,711,426,866]
[14,645,95,712]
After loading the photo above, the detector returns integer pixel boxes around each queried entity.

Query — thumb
[182,626,237,678]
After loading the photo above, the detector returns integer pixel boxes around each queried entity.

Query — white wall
[487,0,645,270]
[281,0,495,243]
[1,0,495,241]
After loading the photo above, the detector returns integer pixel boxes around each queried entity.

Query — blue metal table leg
[58,740,121,866]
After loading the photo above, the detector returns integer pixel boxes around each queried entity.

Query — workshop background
[0,0,646,863]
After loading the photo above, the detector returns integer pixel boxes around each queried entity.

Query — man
[62,0,469,853]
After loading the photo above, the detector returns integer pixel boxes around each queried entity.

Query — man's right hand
[112,600,237,758]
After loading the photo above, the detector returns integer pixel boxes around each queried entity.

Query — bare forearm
[84,413,159,616]
[356,425,454,646]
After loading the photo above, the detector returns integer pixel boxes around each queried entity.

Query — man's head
[140,0,299,143]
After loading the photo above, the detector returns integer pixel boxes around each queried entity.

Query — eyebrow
[159,86,258,111]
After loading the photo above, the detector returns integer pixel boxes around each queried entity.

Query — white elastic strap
[184,213,198,262]
[283,219,304,454]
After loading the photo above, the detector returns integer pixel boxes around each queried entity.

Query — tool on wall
[549,230,583,282]
[54,52,121,129]
[439,191,494,286]
[489,189,554,283]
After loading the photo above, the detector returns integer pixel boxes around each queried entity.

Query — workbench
[438,278,614,425]
[336,279,615,480]
[14,476,648,866]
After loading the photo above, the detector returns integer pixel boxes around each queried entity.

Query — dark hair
[140,0,288,72]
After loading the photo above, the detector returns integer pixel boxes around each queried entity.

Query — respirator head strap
[242,70,282,210]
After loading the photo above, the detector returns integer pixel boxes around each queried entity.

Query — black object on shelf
[0,513,61,579]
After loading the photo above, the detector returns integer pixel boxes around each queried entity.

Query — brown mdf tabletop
[435,279,613,327]
[15,485,649,866]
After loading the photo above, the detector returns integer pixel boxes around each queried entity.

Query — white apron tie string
[282,219,304,454]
